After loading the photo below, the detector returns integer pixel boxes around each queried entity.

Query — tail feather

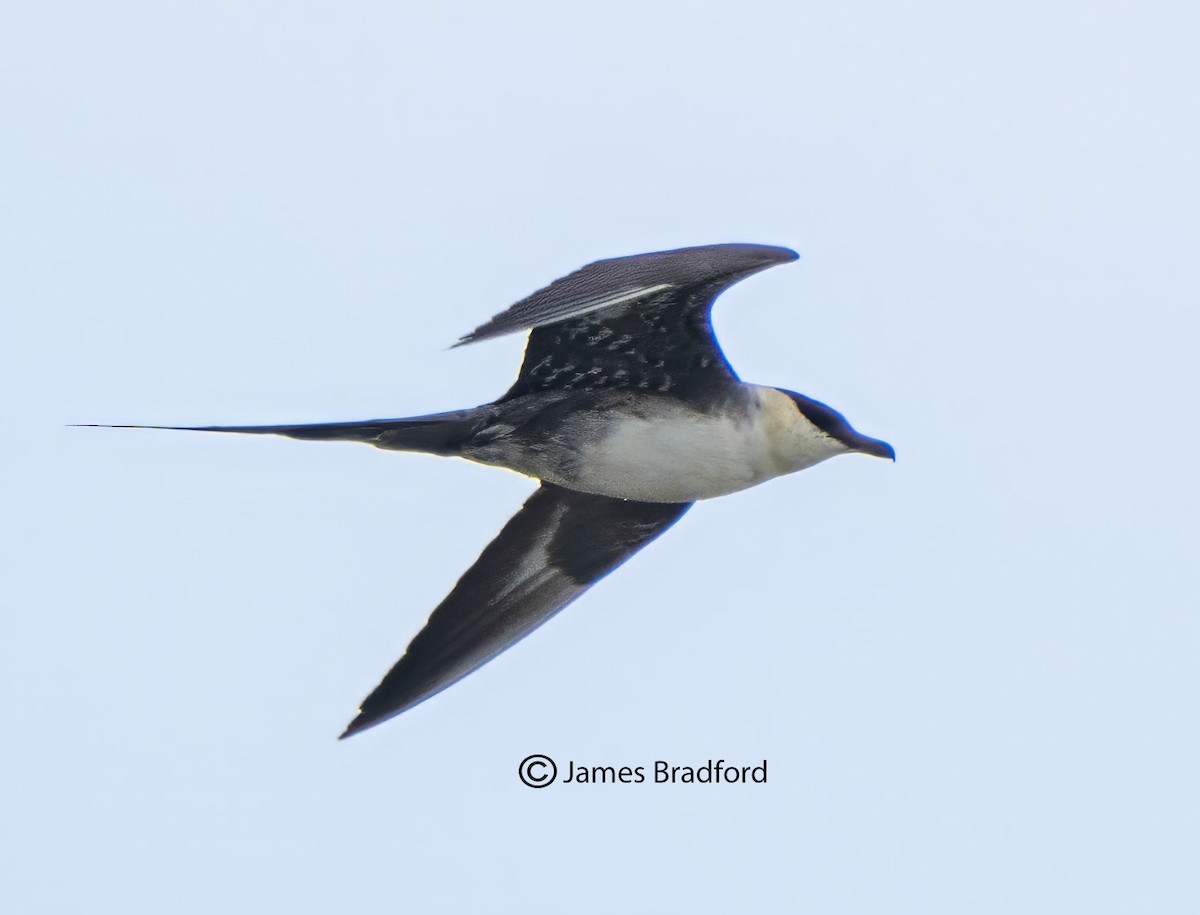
[74,407,487,455]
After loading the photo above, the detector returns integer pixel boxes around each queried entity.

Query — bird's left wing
[340,483,691,738]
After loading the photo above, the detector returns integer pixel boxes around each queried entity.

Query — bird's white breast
[559,386,847,502]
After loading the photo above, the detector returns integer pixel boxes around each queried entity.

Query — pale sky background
[4,2,1198,913]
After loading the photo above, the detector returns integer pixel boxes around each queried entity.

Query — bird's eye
[786,392,847,437]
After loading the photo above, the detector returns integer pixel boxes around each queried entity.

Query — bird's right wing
[457,243,799,400]
[340,483,691,737]
[457,243,797,347]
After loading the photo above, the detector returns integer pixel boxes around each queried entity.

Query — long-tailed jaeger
[90,243,894,737]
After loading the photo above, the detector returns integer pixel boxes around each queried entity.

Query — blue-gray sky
[5,2,1198,912]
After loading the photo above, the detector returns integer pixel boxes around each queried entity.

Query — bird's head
[782,390,895,461]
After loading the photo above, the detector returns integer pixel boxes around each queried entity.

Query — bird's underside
[87,243,891,737]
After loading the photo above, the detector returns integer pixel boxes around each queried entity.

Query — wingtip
[338,719,364,741]
[761,245,800,266]
[715,242,799,266]
[451,325,506,349]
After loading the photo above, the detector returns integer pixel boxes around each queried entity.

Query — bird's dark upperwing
[457,243,798,400]
[340,483,691,738]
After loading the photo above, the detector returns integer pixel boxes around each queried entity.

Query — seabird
[90,243,894,737]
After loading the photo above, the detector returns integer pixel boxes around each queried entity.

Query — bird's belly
[556,413,793,503]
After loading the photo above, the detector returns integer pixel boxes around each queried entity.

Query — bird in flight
[91,243,893,738]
